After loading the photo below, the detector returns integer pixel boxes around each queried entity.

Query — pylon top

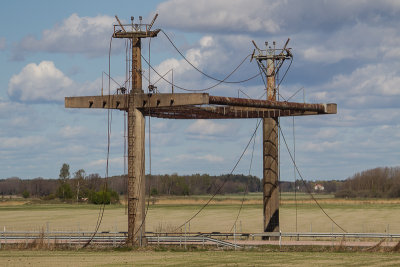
[112,14,160,39]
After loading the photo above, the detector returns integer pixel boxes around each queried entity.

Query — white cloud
[15,13,115,57]
[308,63,400,110]
[157,0,280,34]
[7,61,104,103]
[157,0,400,34]
[59,125,87,138]
[0,136,46,149]
[8,61,74,102]
[152,34,258,95]
[186,120,235,138]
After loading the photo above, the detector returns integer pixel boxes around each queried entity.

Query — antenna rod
[115,15,126,32]
[283,38,290,51]
[252,40,261,52]
[148,13,159,31]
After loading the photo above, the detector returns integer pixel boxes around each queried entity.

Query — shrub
[22,190,30,198]
[89,189,119,204]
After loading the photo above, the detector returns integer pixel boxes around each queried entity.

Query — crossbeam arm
[65,93,209,110]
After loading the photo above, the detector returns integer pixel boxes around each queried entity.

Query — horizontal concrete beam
[135,93,209,108]
[65,93,209,110]
[65,95,128,109]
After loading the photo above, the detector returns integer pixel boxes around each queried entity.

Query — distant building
[314,183,325,191]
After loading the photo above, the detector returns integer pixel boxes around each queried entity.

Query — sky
[0,0,399,181]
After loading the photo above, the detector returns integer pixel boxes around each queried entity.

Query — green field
[1,250,400,266]
[1,193,400,234]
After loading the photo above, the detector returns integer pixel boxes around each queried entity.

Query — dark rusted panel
[113,29,160,39]
[209,96,329,113]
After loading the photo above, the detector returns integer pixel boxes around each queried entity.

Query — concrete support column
[127,97,145,246]
[263,48,279,238]
[131,38,142,93]
[263,117,279,235]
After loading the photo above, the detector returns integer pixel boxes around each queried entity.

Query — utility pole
[113,15,159,246]
[252,40,292,238]
[65,18,336,246]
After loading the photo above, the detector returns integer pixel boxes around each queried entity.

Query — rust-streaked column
[127,96,145,246]
[132,38,142,93]
[263,49,279,238]
[127,36,146,246]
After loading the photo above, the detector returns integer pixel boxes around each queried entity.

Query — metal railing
[1,231,399,248]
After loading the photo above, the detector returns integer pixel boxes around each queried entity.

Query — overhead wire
[229,118,258,232]
[83,35,114,248]
[278,123,347,233]
[293,116,298,232]
[160,29,261,84]
[141,54,259,92]
[174,119,262,232]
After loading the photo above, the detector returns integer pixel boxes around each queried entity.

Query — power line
[278,123,347,233]
[83,36,114,248]
[141,54,259,92]
[174,119,262,232]
[161,29,261,84]
[229,118,259,232]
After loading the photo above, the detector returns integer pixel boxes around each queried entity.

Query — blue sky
[1,0,399,181]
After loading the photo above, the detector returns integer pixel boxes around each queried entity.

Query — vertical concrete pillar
[127,103,145,246]
[263,48,279,237]
[132,38,142,93]
[127,36,146,246]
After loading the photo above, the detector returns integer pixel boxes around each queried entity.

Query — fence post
[180,228,182,248]
[279,230,282,250]
[234,223,236,251]
[184,223,187,249]
[46,222,50,248]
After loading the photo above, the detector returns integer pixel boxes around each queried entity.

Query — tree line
[335,166,400,198]
[4,164,399,200]
[0,164,263,200]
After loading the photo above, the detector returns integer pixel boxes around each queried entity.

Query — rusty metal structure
[65,15,337,246]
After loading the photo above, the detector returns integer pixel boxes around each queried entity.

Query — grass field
[1,193,400,234]
[1,250,400,266]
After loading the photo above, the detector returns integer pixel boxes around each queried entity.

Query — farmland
[1,193,400,266]
[1,193,400,233]
[1,250,400,266]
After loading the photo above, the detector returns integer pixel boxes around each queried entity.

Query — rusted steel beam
[208,96,336,114]
[141,106,325,119]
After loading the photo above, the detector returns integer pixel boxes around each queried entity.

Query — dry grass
[1,250,400,266]
[1,194,400,234]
